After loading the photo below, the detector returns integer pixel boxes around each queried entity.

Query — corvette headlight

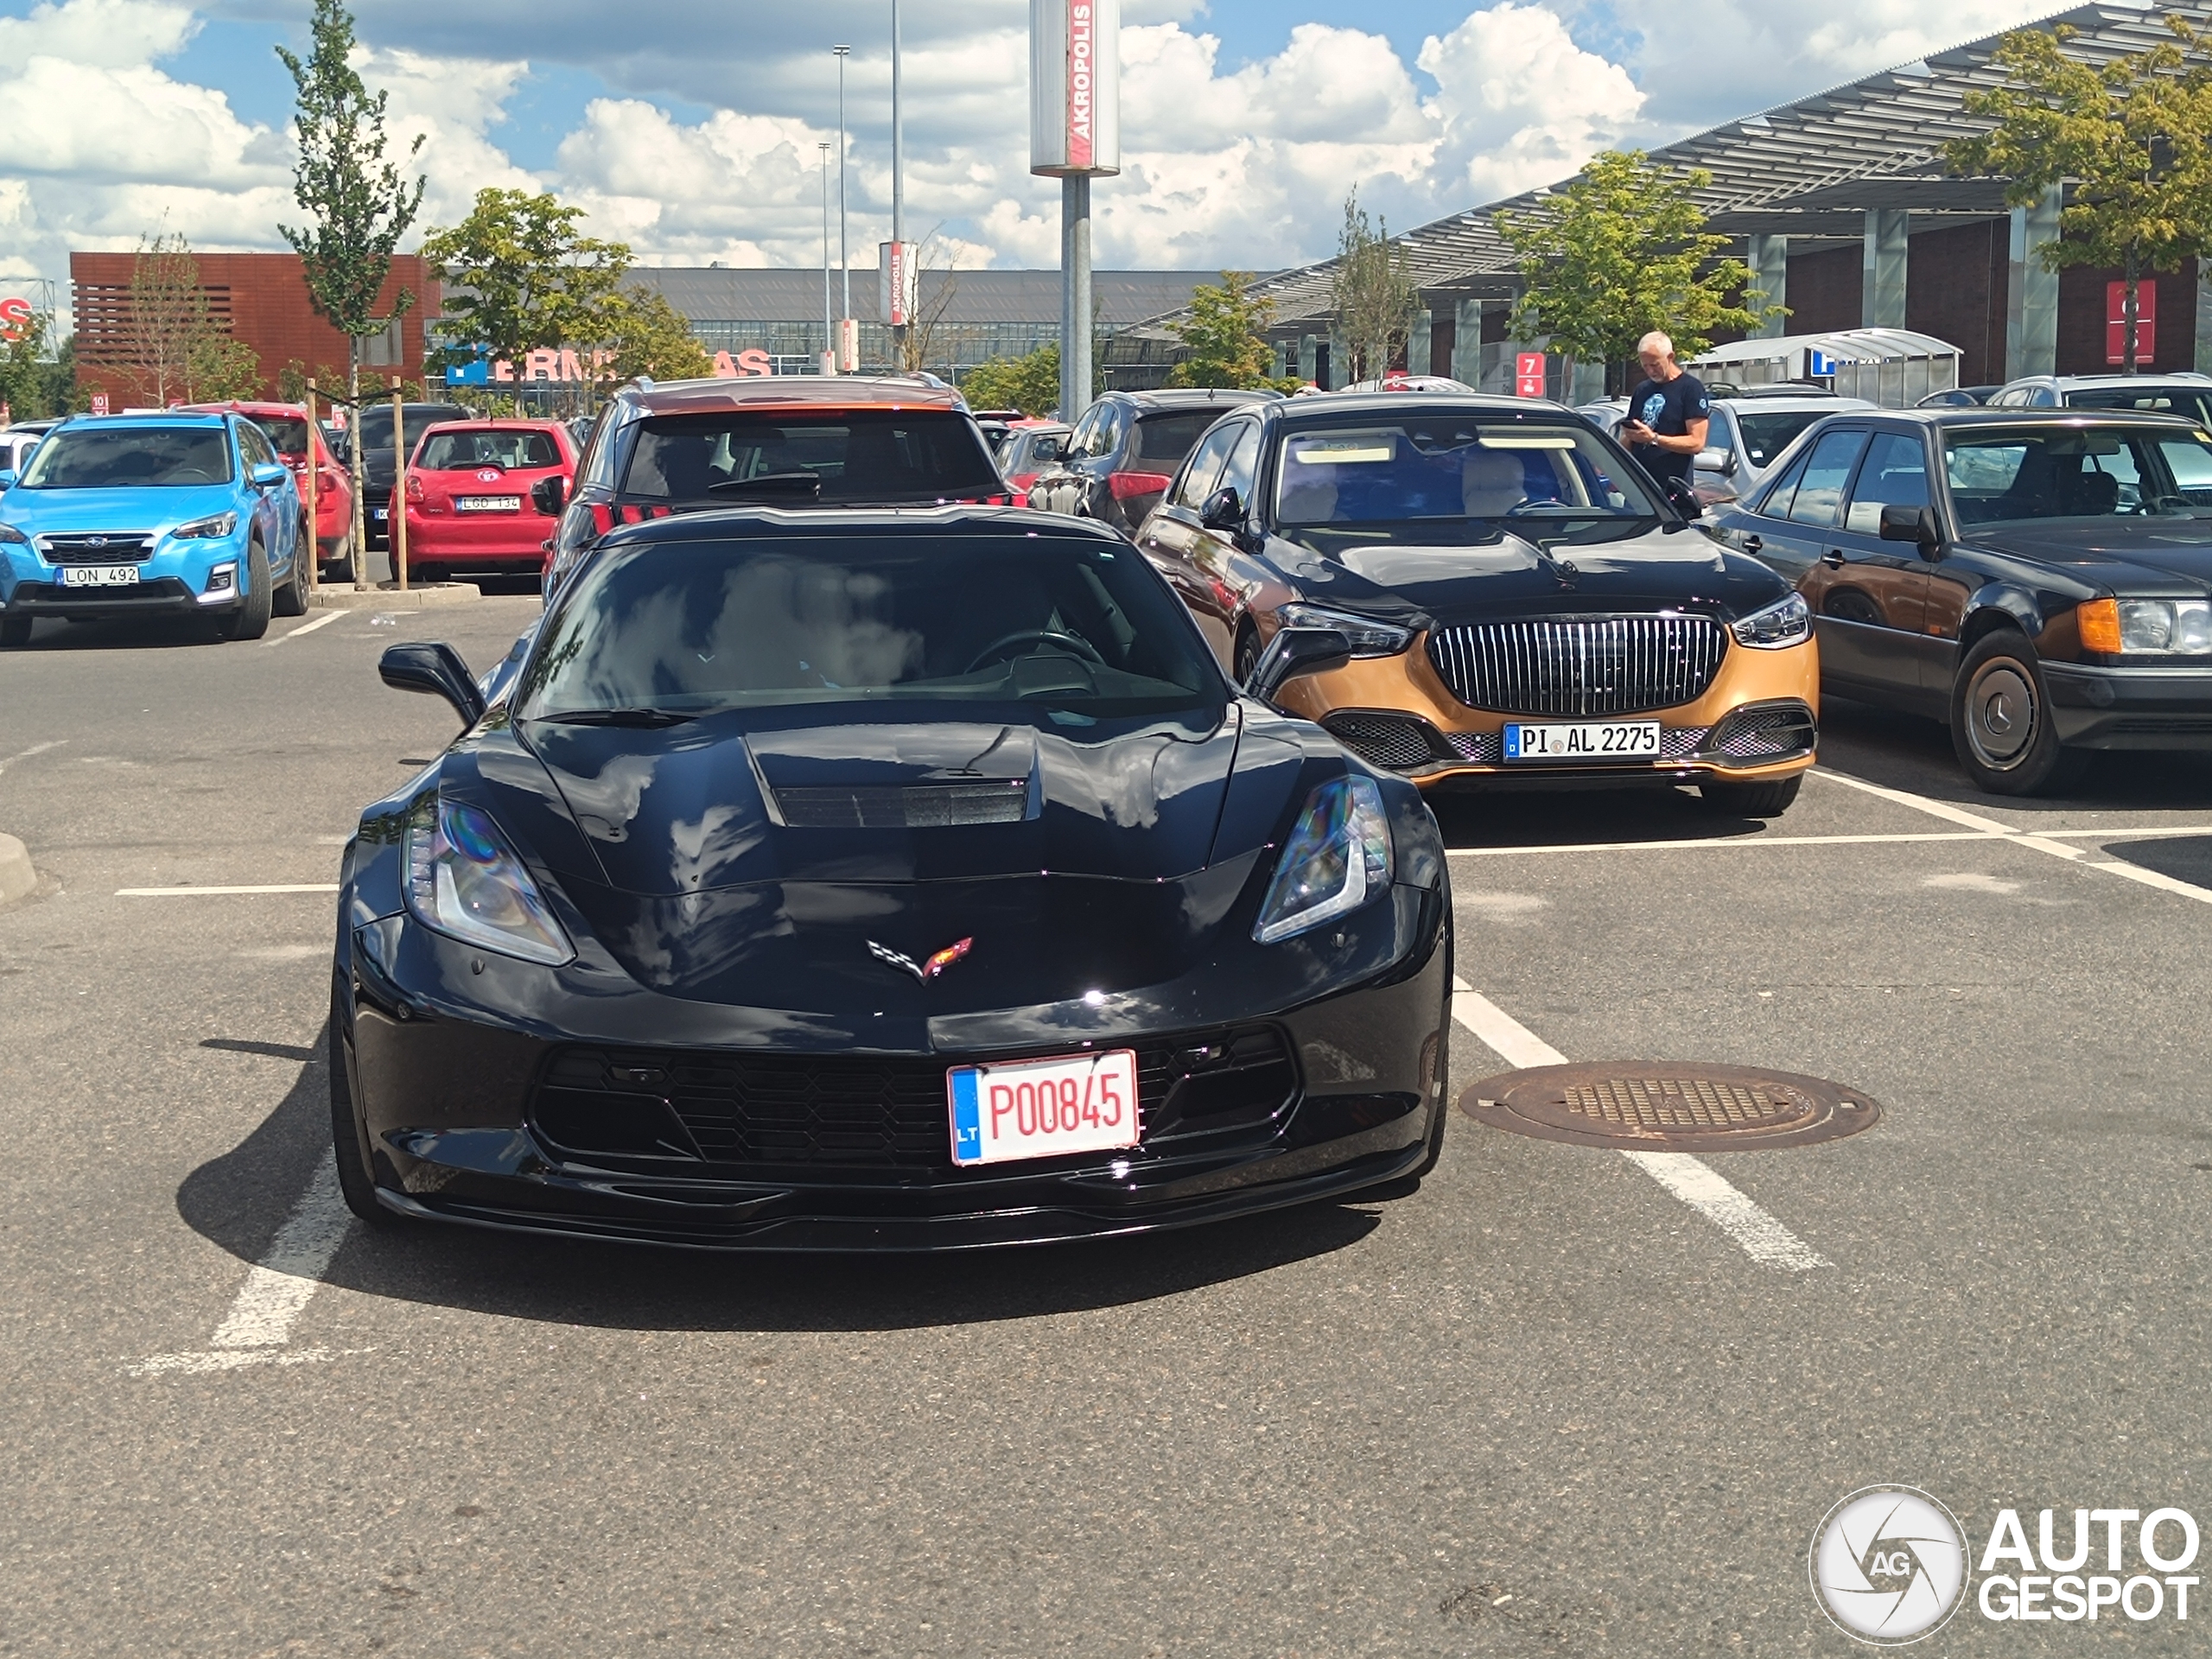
[172,511,238,540]
[1254,775,1393,944]
[1275,601,1414,657]
[1730,592,1811,649]
[404,797,573,965]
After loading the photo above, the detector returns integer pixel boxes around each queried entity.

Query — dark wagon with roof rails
[1710,405,2212,793]
[1027,388,1281,537]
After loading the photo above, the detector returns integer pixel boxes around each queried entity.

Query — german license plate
[1503,720,1662,761]
[947,1048,1140,1166]
[455,495,522,513]
[59,563,139,587]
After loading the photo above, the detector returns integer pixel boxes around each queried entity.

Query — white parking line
[260,609,345,646]
[116,884,340,896]
[1809,768,2212,906]
[1450,979,1831,1272]
[1447,825,2212,859]
[130,1156,357,1376]
[0,739,64,776]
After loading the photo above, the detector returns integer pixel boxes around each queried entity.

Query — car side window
[1783,429,1869,527]
[1751,448,1813,518]
[1216,423,1262,507]
[238,422,275,467]
[1173,423,1241,508]
[1092,404,1128,460]
[1702,406,1737,456]
[1065,407,1106,461]
[1842,431,1931,532]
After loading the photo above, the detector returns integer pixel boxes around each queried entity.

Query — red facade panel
[2056,259,2198,375]
[70,251,439,406]
[1904,219,2008,388]
[1782,245,1862,337]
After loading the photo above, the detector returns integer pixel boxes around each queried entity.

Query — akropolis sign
[1029,0,1120,177]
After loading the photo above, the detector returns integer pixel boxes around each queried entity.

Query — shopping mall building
[1236,1,2212,397]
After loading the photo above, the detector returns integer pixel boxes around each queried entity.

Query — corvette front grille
[530,1026,1297,1172]
[1427,615,1726,716]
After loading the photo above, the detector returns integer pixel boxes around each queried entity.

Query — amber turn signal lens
[2078,598,2122,654]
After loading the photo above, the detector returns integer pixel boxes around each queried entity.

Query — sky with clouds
[0,0,2089,302]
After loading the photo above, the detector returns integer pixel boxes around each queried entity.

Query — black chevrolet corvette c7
[331,507,1452,1249]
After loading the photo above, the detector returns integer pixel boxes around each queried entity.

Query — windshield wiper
[532,708,697,728]
[707,471,823,497]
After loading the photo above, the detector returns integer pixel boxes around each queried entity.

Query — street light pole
[834,44,851,327]
[890,0,906,367]
[820,142,834,372]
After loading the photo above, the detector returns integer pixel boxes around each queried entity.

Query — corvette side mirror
[1244,626,1351,702]
[379,640,486,729]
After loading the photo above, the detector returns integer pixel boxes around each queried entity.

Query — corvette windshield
[520,533,1222,718]
[1274,420,1658,544]
[19,426,232,488]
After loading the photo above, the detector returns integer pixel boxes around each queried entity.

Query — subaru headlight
[404,797,573,965]
[1275,602,1414,658]
[1254,775,1394,944]
[0,522,27,545]
[172,511,238,540]
[1730,592,1811,649]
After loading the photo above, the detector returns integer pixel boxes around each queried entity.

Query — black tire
[1948,629,2090,796]
[1699,775,1802,817]
[0,613,29,648]
[220,540,272,640]
[272,543,308,617]
[1233,623,1262,688]
[328,1013,395,1226]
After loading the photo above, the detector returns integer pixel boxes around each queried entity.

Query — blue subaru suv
[0,411,306,645]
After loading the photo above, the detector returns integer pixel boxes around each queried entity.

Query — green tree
[0,310,72,419]
[1495,151,1769,392]
[1167,272,1280,388]
[1947,18,2212,373]
[277,0,426,404]
[587,285,713,387]
[962,343,1063,415]
[422,189,631,400]
[187,334,264,403]
[1329,194,1420,385]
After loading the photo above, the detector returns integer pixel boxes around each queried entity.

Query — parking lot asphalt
[3,604,2209,1656]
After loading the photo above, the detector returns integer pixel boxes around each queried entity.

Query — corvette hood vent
[769,779,1033,829]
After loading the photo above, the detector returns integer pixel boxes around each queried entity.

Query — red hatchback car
[397,420,578,586]
[181,400,355,579]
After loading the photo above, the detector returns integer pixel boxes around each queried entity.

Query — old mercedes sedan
[1708,408,2212,793]
[1134,392,1819,817]
[333,506,1452,1249]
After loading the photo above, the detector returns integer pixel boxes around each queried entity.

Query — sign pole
[302,380,320,598]
[391,392,409,593]
[1062,175,1091,420]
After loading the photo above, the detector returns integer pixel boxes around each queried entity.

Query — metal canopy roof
[1688,327,1962,366]
[1239,3,2206,326]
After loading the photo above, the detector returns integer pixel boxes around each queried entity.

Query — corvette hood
[513,707,1243,896]
[1272,525,1789,625]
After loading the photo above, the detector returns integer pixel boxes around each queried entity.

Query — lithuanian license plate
[59,563,139,587]
[456,495,522,513]
[1503,720,1662,761]
[947,1048,1140,1166]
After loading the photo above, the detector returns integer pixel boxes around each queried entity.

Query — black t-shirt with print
[1624,372,1710,483]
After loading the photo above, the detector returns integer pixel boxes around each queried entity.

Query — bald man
[1618,331,1710,491]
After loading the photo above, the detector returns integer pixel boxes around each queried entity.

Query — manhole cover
[1459,1063,1880,1151]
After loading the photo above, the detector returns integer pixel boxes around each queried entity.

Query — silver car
[1990,372,2212,427]
[1694,393,1876,506]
